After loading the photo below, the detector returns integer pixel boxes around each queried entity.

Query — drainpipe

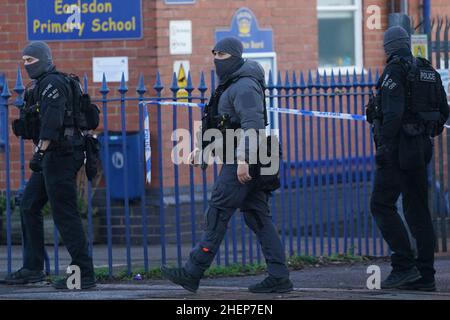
[423,0,431,34]
[400,0,408,14]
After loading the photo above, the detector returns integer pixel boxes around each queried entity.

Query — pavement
[0,256,449,300]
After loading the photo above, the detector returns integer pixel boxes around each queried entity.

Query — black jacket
[378,55,409,146]
[34,68,70,141]
[217,59,266,162]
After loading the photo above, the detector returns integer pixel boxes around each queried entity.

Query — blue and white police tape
[143,104,152,184]
[139,100,450,128]
[139,100,366,121]
[140,100,206,108]
[268,107,367,121]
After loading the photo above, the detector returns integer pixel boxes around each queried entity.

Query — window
[317,0,363,74]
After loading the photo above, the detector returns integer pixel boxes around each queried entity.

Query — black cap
[212,37,243,57]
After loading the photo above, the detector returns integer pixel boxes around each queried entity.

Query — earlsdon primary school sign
[26,0,143,41]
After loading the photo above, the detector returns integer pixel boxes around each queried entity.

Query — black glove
[29,149,45,172]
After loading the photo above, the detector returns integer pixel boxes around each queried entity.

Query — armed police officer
[161,37,293,294]
[3,42,96,289]
[368,26,449,291]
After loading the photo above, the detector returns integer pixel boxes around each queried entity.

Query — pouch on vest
[398,130,432,170]
[254,135,282,192]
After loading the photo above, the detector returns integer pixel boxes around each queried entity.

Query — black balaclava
[383,26,411,58]
[212,37,245,83]
[22,41,54,79]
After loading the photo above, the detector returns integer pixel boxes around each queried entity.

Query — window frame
[317,0,364,75]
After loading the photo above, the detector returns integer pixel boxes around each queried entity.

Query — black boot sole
[400,286,436,292]
[399,283,436,292]
[4,276,45,285]
[249,285,294,294]
[381,272,422,289]
[180,284,198,293]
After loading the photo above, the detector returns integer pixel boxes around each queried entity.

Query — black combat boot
[52,275,96,290]
[160,266,200,293]
[248,276,293,293]
[381,267,421,289]
[399,277,436,292]
[2,268,46,285]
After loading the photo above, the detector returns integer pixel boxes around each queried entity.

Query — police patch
[381,74,390,87]
[420,70,436,82]
[383,77,397,90]
[46,88,60,100]
[42,83,53,97]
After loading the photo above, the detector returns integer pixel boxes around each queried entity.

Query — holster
[254,135,282,192]
[398,124,431,170]
[84,135,100,181]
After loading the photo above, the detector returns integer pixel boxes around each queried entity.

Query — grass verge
[92,253,374,282]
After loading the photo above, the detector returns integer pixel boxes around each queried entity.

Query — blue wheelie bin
[98,131,143,200]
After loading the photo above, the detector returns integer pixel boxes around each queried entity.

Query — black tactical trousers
[370,155,435,281]
[185,164,289,279]
[20,147,94,277]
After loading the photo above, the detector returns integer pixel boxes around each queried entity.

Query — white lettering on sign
[93,57,129,83]
[170,20,192,55]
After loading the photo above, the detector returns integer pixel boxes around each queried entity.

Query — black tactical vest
[201,76,268,149]
[33,72,99,140]
[406,57,442,125]
[378,56,443,136]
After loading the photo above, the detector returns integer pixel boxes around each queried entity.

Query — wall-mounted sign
[165,0,196,4]
[215,7,274,53]
[26,0,143,41]
[411,34,428,59]
[93,57,129,82]
[170,20,192,55]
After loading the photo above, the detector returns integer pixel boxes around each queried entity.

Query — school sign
[26,0,143,41]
